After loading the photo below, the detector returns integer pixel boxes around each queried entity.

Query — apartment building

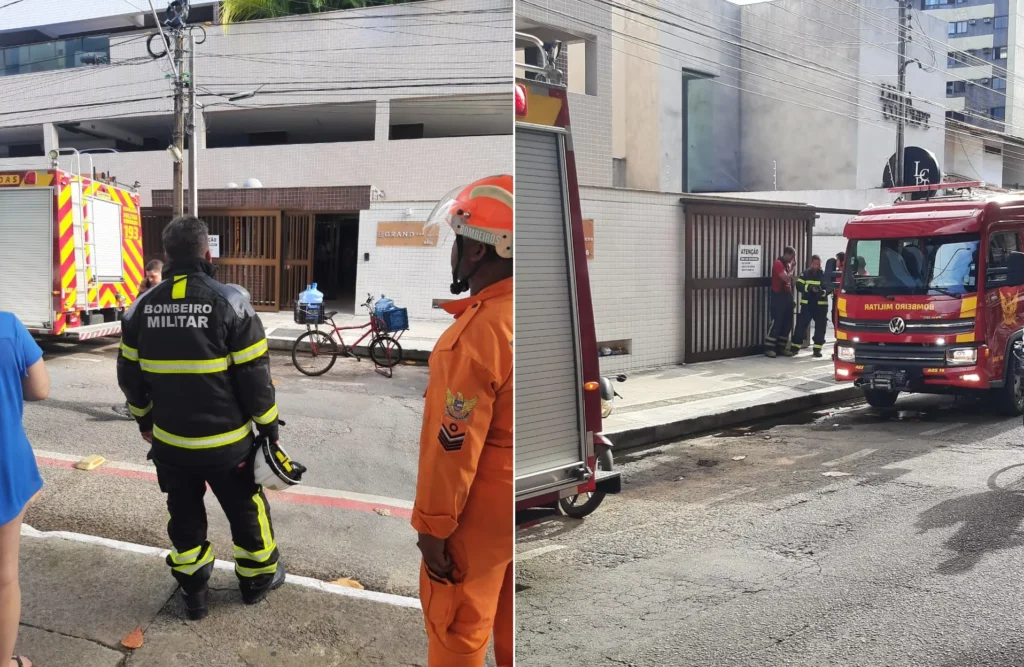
[924,0,1024,186]
[0,0,512,318]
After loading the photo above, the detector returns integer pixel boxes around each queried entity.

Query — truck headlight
[836,345,855,362]
[946,347,978,366]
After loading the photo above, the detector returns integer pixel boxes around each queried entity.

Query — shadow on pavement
[915,463,1024,575]
[37,398,134,423]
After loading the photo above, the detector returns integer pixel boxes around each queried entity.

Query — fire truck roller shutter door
[514,128,588,498]
[0,188,54,328]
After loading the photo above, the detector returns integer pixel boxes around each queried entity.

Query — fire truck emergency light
[515,83,528,117]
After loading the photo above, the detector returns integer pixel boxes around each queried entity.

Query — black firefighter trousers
[792,301,827,353]
[765,291,794,352]
[155,457,280,595]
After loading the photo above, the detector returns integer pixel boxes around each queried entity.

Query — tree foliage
[220,0,419,24]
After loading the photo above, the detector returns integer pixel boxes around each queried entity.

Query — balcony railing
[2,36,110,77]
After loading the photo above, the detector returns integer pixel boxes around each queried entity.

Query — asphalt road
[516,393,1024,666]
[23,338,429,597]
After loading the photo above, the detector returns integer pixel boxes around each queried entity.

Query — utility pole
[187,31,198,217]
[171,30,186,216]
[895,0,910,187]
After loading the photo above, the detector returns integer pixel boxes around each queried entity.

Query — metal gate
[280,212,314,310]
[202,211,281,312]
[683,196,814,363]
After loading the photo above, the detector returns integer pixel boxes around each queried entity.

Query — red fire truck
[832,181,1024,415]
[0,153,144,340]
[515,33,621,520]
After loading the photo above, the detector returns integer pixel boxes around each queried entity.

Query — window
[947,80,967,95]
[1,35,109,77]
[949,20,968,35]
[999,46,1009,59]
[995,15,1009,29]
[924,0,944,6]
[994,76,1007,90]
[992,106,1006,120]
[948,51,971,66]
[987,232,1020,285]
[983,48,992,59]
[984,145,1002,155]
[844,235,980,295]
[947,111,966,121]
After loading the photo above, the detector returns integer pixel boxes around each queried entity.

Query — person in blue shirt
[0,312,50,667]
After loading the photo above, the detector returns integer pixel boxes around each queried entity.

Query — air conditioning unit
[984,17,992,23]
[969,19,977,24]
[983,78,991,84]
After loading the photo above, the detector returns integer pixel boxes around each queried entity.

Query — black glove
[256,421,279,444]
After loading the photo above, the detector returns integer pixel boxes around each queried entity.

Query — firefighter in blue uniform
[789,255,828,358]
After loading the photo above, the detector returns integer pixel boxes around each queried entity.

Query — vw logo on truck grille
[888,316,906,334]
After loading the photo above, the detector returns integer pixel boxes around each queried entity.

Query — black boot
[241,564,286,605]
[183,588,209,621]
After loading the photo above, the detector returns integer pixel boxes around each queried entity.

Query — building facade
[0,0,512,319]
[924,0,1024,186]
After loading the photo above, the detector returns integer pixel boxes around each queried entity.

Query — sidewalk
[256,310,447,362]
[16,526,432,667]
[604,342,862,450]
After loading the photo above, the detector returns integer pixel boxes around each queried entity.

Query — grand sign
[880,83,931,130]
[376,221,438,247]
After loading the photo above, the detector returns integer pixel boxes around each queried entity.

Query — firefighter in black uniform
[117,215,284,620]
[789,254,829,358]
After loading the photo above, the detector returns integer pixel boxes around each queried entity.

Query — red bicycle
[291,293,405,378]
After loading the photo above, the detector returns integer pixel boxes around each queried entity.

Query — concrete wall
[356,202,454,322]
[738,0,946,191]
[0,135,512,207]
[518,0,614,187]
[945,131,1005,184]
[0,0,510,128]
[609,0,741,193]
[580,186,685,373]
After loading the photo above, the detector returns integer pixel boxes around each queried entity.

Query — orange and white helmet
[425,174,513,259]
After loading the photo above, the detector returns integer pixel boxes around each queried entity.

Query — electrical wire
[519,0,1024,177]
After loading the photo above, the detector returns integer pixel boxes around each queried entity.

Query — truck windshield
[844,234,980,296]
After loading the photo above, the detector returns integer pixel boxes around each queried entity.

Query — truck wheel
[995,358,1024,416]
[863,388,899,409]
[559,445,613,519]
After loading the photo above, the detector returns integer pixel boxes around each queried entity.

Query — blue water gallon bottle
[307,282,324,305]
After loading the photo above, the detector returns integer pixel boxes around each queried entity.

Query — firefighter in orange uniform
[413,175,513,667]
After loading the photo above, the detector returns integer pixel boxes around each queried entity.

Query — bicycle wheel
[291,330,339,376]
[369,335,403,368]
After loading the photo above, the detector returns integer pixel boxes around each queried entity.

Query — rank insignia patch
[438,421,465,452]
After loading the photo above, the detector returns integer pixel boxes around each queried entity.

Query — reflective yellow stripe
[235,562,278,578]
[128,401,152,417]
[231,338,268,365]
[139,357,230,374]
[120,343,139,361]
[171,275,187,300]
[253,404,278,425]
[253,493,274,554]
[153,422,252,450]
[803,280,821,285]
[170,545,202,565]
[172,545,214,575]
[233,543,276,563]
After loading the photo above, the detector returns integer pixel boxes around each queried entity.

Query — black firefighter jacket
[117,258,279,470]
[795,268,828,309]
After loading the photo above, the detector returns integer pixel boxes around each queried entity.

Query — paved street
[516,393,1024,666]
[24,338,428,597]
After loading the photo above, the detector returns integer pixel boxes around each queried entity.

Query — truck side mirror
[826,269,841,291]
[1007,251,1024,286]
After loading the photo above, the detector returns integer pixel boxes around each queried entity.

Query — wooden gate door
[203,210,281,312]
[683,197,815,363]
[141,209,173,263]
[280,212,315,310]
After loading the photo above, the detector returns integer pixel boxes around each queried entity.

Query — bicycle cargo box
[294,302,324,325]
[379,307,409,332]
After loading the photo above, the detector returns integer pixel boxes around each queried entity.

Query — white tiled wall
[581,186,685,373]
[356,201,457,323]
